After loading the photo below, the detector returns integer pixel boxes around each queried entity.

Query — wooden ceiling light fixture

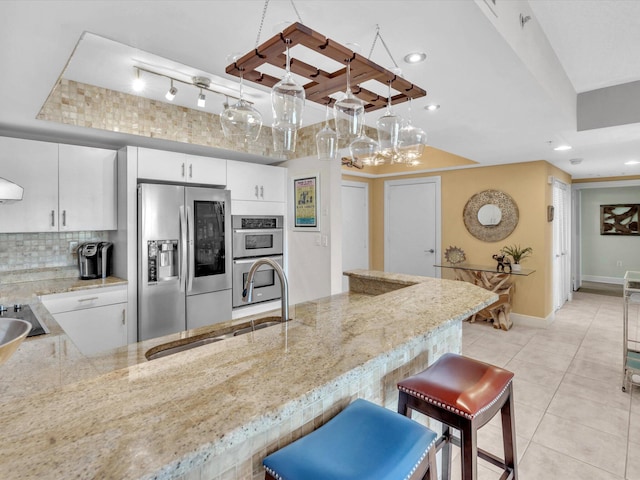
[225,22,427,113]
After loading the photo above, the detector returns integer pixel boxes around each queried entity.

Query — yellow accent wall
[344,160,572,321]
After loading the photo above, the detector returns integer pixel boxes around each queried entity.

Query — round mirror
[477,204,502,226]
[463,190,519,242]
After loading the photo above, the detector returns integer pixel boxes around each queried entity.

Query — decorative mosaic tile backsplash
[0,231,109,272]
[38,79,325,160]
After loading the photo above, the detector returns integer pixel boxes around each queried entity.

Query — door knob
[425,249,435,254]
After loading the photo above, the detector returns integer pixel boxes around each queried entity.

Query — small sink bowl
[0,318,32,366]
[145,316,289,361]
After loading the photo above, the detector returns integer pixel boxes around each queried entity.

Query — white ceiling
[1,0,640,179]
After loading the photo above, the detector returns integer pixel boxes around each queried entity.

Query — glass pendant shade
[376,109,402,161]
[271,45,305,152]
[272,125,298,155]
[316,104,338,160]
[398,123,427,165]
[221,75,263,142]
[376,82,403,163]
[334,63,365,140]
[349,135,379,166]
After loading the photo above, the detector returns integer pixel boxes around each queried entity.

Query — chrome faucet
[242,258,289,322]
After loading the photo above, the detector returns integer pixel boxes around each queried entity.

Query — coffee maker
[78,241,113,279]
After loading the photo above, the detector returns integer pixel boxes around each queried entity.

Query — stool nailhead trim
[398,379,512,420]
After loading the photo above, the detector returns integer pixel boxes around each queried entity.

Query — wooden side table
[435,264,536,330]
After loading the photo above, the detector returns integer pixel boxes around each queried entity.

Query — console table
[435,263,535,330]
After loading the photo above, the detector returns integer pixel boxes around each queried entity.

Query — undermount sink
[0,318,31,366]
[146,316,288,361]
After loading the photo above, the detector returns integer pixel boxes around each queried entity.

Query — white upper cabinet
[0,137,59,232]
[0,136,117,233]
[187,155,227,186]
[59,144,117,231]
[137,148,226,185]
[227,161,286,203]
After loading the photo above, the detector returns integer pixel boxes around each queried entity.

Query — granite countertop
[0,267,128,402]
[0,270,496,480]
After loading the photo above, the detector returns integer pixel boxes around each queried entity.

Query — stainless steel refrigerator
[138,183,232,341]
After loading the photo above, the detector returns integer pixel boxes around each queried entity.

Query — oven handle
[233,256,283,265]
[233,228,283,234]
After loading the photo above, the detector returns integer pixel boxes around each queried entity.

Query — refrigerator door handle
[187,205,195,293]
[179,205,187,293]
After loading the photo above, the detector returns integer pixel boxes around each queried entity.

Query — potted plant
[501,244,533,271]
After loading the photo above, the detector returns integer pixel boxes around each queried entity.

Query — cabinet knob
[62,210,67,227]
[260,185,264,199]
[181,163,185,178]
[50,210,55,227]
[255,185,259,198]
[189,164,193,178]
[122,309,126,325]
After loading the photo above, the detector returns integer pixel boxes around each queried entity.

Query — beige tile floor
[451,290,640,480]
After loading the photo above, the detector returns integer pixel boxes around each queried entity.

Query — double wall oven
[232,215,284,308]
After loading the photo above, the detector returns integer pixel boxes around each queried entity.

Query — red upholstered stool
[397,353,517,480]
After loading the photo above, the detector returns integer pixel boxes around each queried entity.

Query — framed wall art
[293,173,319,230]
[600,204,639,235]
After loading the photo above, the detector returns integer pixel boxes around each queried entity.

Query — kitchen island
[0,270,496,480]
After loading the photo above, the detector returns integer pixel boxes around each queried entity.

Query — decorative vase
[511,263,522,272]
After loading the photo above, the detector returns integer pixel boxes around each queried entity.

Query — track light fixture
[165,79,177,101]
[131,67,247,108]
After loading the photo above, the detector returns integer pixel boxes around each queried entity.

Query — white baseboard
[581,275,625,285]
[511,312,553,328]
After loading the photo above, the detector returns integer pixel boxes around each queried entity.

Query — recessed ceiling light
[625,160,640,165]
[345,42,362,54]
[404,52,427,64]
[553,145,572,151]
[425,104,440,111]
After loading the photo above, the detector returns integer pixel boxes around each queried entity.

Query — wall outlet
[69,241,79,254]
[617,260,623,267]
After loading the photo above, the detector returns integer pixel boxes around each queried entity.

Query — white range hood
[0,177,24,203]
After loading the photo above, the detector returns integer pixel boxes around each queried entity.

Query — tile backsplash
[0,231,109,272]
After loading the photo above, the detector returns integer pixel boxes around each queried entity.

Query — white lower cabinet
[41,285,127,356]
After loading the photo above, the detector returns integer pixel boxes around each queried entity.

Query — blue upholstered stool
[263,398,438,480]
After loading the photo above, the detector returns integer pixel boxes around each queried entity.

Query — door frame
[341,180,370,290]
[383,176,441,277]
[571,178,640,288]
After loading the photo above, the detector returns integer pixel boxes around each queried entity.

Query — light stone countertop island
[0,270,496,480]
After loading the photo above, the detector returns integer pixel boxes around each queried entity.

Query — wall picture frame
[600,204,639,235]
[293,174,319,231]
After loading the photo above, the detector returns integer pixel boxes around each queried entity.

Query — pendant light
[334,62,365,140]
[398,98,427,165]
[271,43,305,154]
[316,103,338,160]
[376,80,403,162]
[221,72,263,142]
[349,134,379,166]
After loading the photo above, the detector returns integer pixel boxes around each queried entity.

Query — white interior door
[553,178,572,310]
[342,181,369,291]
[384,177,440,277]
